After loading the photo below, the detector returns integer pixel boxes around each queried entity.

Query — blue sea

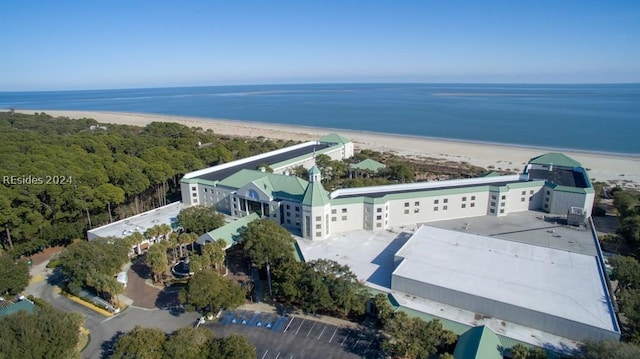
[1,83,639,155]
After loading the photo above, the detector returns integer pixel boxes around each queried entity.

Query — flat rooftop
[193,142,330,182]
[87,202,184,239]
[394,226,616,333]
[330,175,522,200]
[528,168,588,188]
[426,211,598,255]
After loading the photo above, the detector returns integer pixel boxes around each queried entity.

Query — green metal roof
[302,182,331,207]
[270,144,342,169]
[349,159,386,172]
[319,133,351,145]
[453,326,503,359]
[529,153,582,168]
[197,213,260,248]
[308,165,321,175]
[0,299,35,317]
[218,169,309,201]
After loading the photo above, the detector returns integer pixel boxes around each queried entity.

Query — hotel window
[434,207,439,211]
[376,223,382,228]
[287,219,291,224]
[544,203,549,209]
[191,186,196,191]
[286,204,290,209]
[470,203,475,208]
[521,191,526,195]
[529,196,533,201]
[414,208,419,213]
[471,196,476,200]
[295,206,300,211]
[404,202,410,207]
[193,199,197,203]
[295,213,300,218]
[204,188,208,193]
[490,209,496,214]
[491,202,496,207]
[377,215,382,220]
[414,201,420,206]
[462,196,467,201]
[501,202,505,207]
[332,217,337,222]
[443,205,448,210]
[501,195,506,200]
[434,199,439,204]
[342,216,347,221]
[316,224,321,229]
[342,208,347,213]
[316,232,322,237]
[316,216,321,221]
[444,199,448,204]
[192,193,197,197]
[521,198,526,202]
[530,190,534,195]
[500,209,505,213]
[545,197,549,202]
[491,195,497,200]
[404,210,409,215]
[287,211,291,217]
[377,208,382,213]
[461,203,466,208]
[332,209,337,214]
[546,190,551,195]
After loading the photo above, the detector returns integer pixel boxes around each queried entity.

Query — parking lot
[206,310,383,359]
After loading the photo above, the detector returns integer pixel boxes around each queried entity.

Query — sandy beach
[18,109,640,187]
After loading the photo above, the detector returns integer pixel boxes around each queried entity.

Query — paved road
[25,260,200,359]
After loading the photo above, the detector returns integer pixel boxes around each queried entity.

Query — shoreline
[15,109,640,187]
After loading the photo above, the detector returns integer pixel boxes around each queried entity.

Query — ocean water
[1,83,639,155]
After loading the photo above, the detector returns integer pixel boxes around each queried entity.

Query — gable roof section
[0,299,35,317]
[302,182,330,207]
[453,326,503,359]
[349,158,386,172]
[529,153,582,168]
[197,213,260,248]
[319,133,351,145]
[218,169,309,201]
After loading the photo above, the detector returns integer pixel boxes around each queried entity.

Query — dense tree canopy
[176,205,225,235]
[0,306,82,359]
[0,111,297,257]
[381,311,456,359]
[181,269,245,314]
[0,255,29,296]
[57,237,131,301]
[110,326,255,359]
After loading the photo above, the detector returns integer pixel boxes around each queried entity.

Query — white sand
[18,109,640,187]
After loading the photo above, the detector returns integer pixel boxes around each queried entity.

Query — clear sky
[1,0,639,90]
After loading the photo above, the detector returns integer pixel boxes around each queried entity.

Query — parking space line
[283,317,295,332]
[275,352,280,359]
[294,319,305,335]
[328,327,338,343]
[317,324,327,340]
[341,330,351,346]
[363,336,373,353]
[306,321,316,337]
[260,349,269,359]
[352,333,364,349]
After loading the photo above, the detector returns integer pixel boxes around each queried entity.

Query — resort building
[88,134,617,353]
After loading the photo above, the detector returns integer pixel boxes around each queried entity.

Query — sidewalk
[238,302,360,329]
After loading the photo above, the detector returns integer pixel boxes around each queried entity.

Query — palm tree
[178,232,197,260]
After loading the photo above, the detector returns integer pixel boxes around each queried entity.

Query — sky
[1,0,639,91]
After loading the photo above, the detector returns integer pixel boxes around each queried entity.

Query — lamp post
[266,258,273,299]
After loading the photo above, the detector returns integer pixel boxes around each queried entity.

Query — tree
[381,311,456,359]
[202,238,227,271]
[578,340,640,358]
[0,256,29,296]
[182,269,245,314]
[163,327,214,359]
[111,326,166,359]
[178,232,198,259]
[373,293,394,325]
[0,306,82,359]
[147,243,168,282]
[209,334,256,359]
[614,191,639,217]
[177,205,225,235]
[610,256,640,291]
[238,219,295,268]
[58,237,130,300]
